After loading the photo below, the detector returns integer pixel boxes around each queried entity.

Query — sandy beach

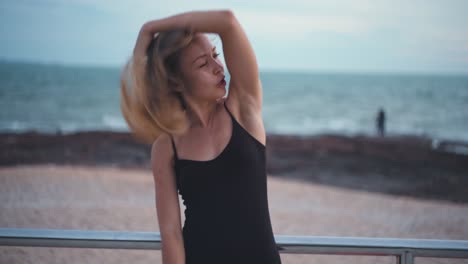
[2,131,467,202]
[1,165,467,263]
[1,131,468,263]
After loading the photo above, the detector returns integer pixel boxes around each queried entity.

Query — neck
[185,99,219,129]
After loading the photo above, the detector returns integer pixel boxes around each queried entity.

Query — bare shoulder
[151,133,173,161]
[150,133,183,239]
[151,133,175,181]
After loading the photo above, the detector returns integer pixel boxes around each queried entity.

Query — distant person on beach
[376,108,386,137]
[120,10,282,263]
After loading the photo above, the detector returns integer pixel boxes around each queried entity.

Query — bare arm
[133,10,233,62]
[218,11,262,115]
[133,10,260,107]
[133,9,263,137]
[151,134,185,264]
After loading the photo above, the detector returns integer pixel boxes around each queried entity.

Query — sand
[3,131,468,204]
[1,165,467,263]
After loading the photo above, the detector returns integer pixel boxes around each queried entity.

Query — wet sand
[1,165,467,264]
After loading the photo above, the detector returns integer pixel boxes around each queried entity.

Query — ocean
[1,60,467,142]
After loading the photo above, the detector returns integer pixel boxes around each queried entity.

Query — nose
[212,59,224,75]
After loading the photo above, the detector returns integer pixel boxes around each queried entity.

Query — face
[178,33,226,103]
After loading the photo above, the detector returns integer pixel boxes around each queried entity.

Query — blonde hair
[120,27,195,144]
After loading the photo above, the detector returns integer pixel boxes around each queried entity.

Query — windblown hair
[120,27,195,144]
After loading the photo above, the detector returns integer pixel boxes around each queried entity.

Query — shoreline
[1,130,467,203]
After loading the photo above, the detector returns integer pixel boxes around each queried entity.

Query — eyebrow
[192,47,217,64]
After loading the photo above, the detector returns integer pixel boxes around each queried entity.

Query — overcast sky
[1,0,467,73]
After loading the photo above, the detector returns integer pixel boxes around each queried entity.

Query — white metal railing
[1,228,468,264]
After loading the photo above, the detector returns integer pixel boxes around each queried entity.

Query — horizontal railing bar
[1,228,467,259]
[0,228,160,250]
[275,236,468,258]
[275,235,468,251]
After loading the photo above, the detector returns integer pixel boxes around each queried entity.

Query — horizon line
[1,57,467,77]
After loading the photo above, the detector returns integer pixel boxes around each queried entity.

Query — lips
[217,76,226,86]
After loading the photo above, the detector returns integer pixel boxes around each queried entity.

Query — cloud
[235,10,370,38]
[1,0,468,72]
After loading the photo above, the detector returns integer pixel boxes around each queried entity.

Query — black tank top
[170,101,282,264]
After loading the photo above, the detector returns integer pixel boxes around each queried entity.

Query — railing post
[397,250,413,264]
[404,251,414,264]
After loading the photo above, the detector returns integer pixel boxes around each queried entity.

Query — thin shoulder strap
[223,100,233,117]
[170,135,178,160]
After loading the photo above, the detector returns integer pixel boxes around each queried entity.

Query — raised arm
[133,10,233,62]
[151,134,185,264]
[133,9,262,116]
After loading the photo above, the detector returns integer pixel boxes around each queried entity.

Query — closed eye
[199,52,220,68]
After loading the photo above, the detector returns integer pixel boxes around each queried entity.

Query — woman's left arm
[138,10,262,115]
[218,11,262,115]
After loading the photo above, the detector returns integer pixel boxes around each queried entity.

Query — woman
[120,10,282,263]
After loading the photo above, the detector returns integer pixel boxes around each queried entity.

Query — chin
[214,85,226,94]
